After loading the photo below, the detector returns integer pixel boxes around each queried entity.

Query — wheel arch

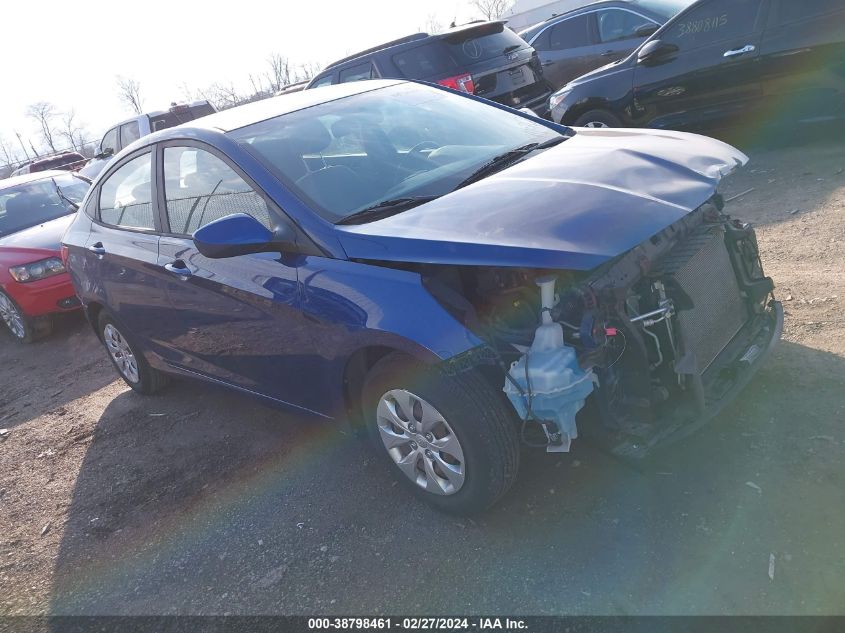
[341,345,404,431]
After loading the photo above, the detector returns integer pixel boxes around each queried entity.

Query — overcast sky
[2,0,478,160]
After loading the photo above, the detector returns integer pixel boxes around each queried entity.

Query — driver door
[632,0,769,130]
[155,143,322,415]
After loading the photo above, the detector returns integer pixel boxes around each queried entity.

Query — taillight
[438,73,475,94]
[60,245,70,267]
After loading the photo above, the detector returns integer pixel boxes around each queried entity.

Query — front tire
[363,353,519,514]
[98,312,168,395]
[0,291,52,343]
[573,109,623,128]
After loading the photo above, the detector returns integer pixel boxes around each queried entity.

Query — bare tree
[116,75,144,114]
[0,135,20,169]
[423,13,445,34]
[14,131,32,161]
[59,109,87,152]
[263,54,293,92]
[470,0,513,20]
[201,82,245,111]
[26,102,59,153]
[295,61,322,83]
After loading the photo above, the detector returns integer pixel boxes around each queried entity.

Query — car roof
[181,79,404,133]
[0,169,75,191]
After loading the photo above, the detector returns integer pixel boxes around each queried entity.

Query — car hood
[336,128,747,271]
[0,214,73,252]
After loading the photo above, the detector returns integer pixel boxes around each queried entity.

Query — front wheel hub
[375,389,466,496]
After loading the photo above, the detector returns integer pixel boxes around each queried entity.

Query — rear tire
[97,312,169,395]
[573,109,623,128]
[362,353,519,515]
[0,291,52,343]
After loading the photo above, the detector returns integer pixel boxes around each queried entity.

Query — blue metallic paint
[62,80,745,421]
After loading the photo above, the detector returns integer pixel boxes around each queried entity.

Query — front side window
[120,121,141,146]
[0,174,89,238]
[231,82,564,223]
[100,127,118,155]
[597,9,656,42]
[549,15,594,50]
[163,146,272,235]
[779,0,843,23]
[99,153,155,230]
[664,0,764,49]
[339,63,374,83]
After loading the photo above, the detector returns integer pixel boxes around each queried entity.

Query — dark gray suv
[306,22,553,116]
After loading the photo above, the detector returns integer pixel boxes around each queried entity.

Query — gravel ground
[0,133,843,616]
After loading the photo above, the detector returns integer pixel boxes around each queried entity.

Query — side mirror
[637,39,679,66]
[192,213,297,258]
[634,23,659,38]
[96,147,114,160]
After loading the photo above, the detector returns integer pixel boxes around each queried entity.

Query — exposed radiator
[658,226,749,375]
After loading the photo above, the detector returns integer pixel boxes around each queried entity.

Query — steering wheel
[403,141,440,164]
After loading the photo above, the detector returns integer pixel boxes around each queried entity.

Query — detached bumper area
[606,300,783,460]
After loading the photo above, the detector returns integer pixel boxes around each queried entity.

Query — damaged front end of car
[420,195,782,459]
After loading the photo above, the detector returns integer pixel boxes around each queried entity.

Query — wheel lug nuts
[425,433,434,442]
[408,423,416,432]
[425,449,434,459]
[410,441,418,450]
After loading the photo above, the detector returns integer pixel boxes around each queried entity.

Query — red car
[0,170,90,342]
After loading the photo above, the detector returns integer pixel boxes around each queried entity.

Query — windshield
[630,0,695,20]
[230,82,565,222]
[0,174,89,238]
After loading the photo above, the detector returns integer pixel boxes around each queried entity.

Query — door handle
[541,60,553,66]
[87,242,106,258]
[164,261,192,278]
[600,50,616,57]
[723,44,756,58]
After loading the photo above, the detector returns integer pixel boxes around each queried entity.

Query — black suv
[306,22,553,116]
[549,0,845,131]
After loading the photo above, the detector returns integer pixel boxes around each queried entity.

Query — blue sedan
[63,79,782,513]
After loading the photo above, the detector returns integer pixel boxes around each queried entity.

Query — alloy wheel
[583,121,610,128]
[0,294,25,339]
[376,389,466,495]
[103,323,140,384]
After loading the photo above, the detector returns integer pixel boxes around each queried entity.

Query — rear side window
[779,0,842,23]
[162,146,272,235]
[120,121,141,146]
[99,153,155,230]
[665,0,764,48]
[339,62,375,83]
[393,44,458,78]
[441,23,527,65]
[597,9,656,42]
[548,15,594,50]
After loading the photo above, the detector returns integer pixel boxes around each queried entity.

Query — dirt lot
[1,135,843,616]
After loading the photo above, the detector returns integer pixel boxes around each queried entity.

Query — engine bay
[417,195,777,454]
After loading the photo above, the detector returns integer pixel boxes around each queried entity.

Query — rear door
[155,142,322,414]
[531,13,600,89]
[83,150,167,344]
[632,0,768,130]
[758,0,845,125]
